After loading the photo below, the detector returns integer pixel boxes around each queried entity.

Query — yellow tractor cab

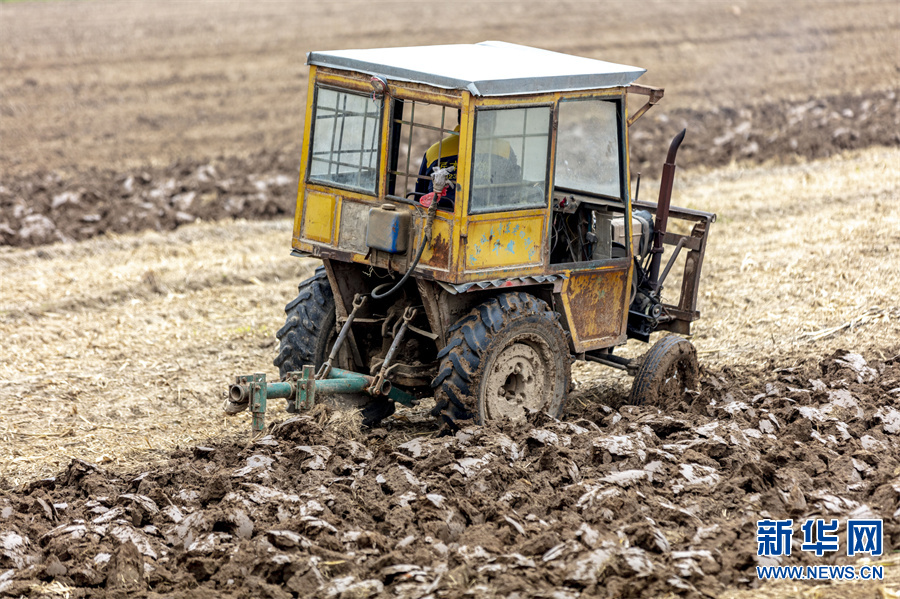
[227,41,716,432]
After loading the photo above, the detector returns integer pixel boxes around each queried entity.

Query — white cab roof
[307,41,645,97]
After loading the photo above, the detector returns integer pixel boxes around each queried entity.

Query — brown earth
[1,1,900,598]
[1,353,899,599]
[0,150,896,598]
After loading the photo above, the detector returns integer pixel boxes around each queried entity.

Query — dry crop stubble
[1,146,897,485]
[0,220,319,485]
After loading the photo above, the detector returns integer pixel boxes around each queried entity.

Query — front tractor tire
[629,335,699,408]
[432,292,571,428]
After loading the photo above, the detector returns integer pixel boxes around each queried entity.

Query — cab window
[549,98,629,265]
[554,98,623,200]
[387,99,458,209]
[469,106,551,214]
[308,87,381,194]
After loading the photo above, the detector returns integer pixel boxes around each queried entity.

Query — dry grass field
[1,1,899,598]
[2,145,898,483]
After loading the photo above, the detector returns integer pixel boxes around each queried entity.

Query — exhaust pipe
[648,128,686,292]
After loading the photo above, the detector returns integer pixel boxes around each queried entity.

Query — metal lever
[371,306,416,396]
[317,294,366,381]
[649,129,686,292]
[656,237,686,291]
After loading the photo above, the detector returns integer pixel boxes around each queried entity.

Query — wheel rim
[483,335,557,422]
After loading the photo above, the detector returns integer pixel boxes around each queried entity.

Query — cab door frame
[549,91,635,352]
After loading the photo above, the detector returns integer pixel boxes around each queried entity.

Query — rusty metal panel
[464,216,542,270]
[559,267,629,352]
[420,216,452,271]
[395,213,454,273]
[677,219,710,315]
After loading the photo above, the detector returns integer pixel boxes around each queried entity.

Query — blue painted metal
[328,367,367,380]
[240,373,267,434]
[386,385,416,407]
[331,367,415,406]
[293,365,316,412]
[232,364,417,435]
[318,377,370,393]
[264,381,294,399]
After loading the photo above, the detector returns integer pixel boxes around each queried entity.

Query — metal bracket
[244,373,267,435]
[228,296,422,436]
[408,324,439,340]
[657,237,687,291]
[284,366,316,413]
[627,84,664,126]
[285,371,300,414]
[296,365,316,412]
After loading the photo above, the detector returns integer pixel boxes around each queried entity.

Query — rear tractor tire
[629,335,699,408]
[432,292,571,429]
[274,267,393,426]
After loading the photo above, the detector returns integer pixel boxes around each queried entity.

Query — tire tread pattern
[273,266,334,378]
[431,292,569,429]
[629,335,698,406]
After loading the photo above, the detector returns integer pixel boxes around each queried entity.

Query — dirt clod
[107,541,146,591]
[0,352,896,597]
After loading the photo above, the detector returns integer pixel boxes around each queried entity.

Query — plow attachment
[226,365,415,434]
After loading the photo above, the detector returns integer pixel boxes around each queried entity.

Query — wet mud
[2,350,897,598]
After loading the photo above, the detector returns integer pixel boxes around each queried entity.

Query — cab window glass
[309,87,381,194]
[469,106,551,214]
[555,99,622,200]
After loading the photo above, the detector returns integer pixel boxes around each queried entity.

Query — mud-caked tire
[629,335,699,408]
[274,267,340,377]
[274,267,393,426]
[431,292,571,428]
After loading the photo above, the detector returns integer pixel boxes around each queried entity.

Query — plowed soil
[1,1,899,598]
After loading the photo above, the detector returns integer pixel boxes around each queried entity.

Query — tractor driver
[415,110,519,211]
[414,114,461,210]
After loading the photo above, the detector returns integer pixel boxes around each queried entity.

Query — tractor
[225,41,716,433]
